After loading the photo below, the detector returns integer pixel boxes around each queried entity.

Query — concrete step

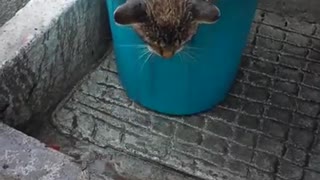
[0,0,30,27]
[0,123,87,180]
[51,7,320,180]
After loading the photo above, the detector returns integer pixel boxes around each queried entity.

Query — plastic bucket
[106,0,258,115]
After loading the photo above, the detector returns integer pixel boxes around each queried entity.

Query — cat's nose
[161,50,174,59]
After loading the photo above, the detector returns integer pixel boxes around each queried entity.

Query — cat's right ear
[114,0,147,25]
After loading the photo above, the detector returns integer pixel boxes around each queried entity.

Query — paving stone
[229,143,253,163]
[308,154,320,172]
[150,115,176,137]
[304,170,320,180]
[256,136,284,156]
[247,71,272,87]
[173,141,198,156]
[312,135,320,153]
[242,101,264,116]
[279,55,307,69]
[205,118,233,138]
[277,67,304,82]
[182,115,206,129]
[296,100,320,117]
[286,33,311,47]
[202,134,229,155]
[176,124,203,145]
[198,149,226,167]
[224,158,248,176]
[283,146,307,166]
[269,93,297,110]
[237,114,260,130]
[243,85,270,102]
[273,80,299,95]
[289,129,314,149]
[300,86,320,101]
[308,49,320,60]
[207,107,238,123]
[249,59,277,76]
[229,81,244,96]
[265,106,292,123]
[307,62,320,74]
[247,168,273,180]
[262,119,289,139]
[252,48,278,62]
[283,44,309,57]
[252,152,277,172]
[256,36,283,50]
[303,73,320,89]
[263,12,286,27]
[291,113,316,130]
[286,18,316,35]
[233,128,258,147]
[259,25,286,40]
[277,160,303,180]
[219,96,243,110]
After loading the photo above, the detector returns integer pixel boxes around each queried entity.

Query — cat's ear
[114,0,148,25]
[191,1,220,24]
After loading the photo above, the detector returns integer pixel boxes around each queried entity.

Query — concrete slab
[0,123,86,180]
[52,5,320,180]
[0,0,110,126]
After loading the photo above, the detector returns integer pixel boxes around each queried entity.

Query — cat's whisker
[185,46,203,50]
[139,49,150,60]
[139,52,148,60]
[139,52,153,73]
[181,50,197,64]
[118,44,147,49]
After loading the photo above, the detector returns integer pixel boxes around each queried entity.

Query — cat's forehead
[145,0,192,26]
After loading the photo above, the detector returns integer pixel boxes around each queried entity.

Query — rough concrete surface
[0,0,110,126]
[0,0,30,27]
[52,4,320,180]
[0,123,86,180]
[36,123,201,180]
[258,0,320,23]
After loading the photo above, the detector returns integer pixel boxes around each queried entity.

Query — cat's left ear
[113,0,148,25]
[191,0,220,24]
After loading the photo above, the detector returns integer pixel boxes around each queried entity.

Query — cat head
[114,0,220,59]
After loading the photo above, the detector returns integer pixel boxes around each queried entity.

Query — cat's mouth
[147,45,182,59]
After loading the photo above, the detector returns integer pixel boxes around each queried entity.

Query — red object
[47,144,61,151]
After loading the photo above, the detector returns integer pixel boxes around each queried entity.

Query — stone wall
[0,0,110,126]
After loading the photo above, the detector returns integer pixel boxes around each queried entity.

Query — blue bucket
[106,0,258,115]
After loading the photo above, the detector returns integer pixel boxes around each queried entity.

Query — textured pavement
[52,6,320,180]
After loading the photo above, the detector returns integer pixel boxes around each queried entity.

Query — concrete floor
[47,4,320,180]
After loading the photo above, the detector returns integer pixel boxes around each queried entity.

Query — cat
[113,0,220,59]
